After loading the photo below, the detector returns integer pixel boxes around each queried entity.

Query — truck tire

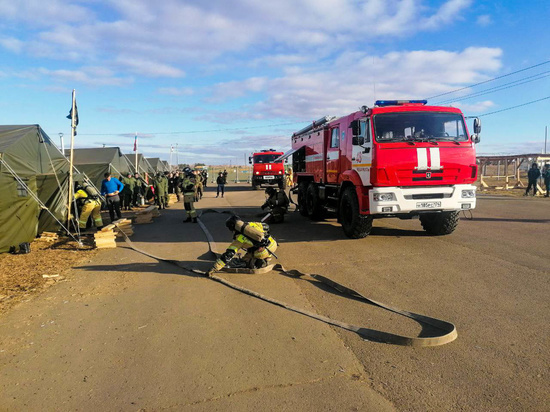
[340,187,373,238]
[278,179,286,190]
[420,211,459,235]
[298,181,309,217]
[252,179,259,190]
[306,183,323,220]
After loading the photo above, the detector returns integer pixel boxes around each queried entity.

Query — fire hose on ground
[113,211,457,348]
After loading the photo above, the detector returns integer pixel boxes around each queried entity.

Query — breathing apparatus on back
[225,215,269,244]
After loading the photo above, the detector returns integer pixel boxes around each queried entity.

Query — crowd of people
[525,163,550,197]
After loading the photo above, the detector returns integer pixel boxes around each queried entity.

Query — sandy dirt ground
[0,184,548,411]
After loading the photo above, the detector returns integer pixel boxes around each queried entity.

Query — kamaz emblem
[426,172,431,179]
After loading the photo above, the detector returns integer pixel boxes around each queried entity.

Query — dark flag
[67,102,79,135]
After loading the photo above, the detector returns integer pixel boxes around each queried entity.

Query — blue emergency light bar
[375,100,428,107]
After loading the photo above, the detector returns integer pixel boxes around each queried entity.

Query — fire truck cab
[286,100,480,238]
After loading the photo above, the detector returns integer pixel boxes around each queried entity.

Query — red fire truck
[249,149,286,190]
[284,100,481,238]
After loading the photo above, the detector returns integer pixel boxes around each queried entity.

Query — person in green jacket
[154,172,168,209]
[120,173,135,210]
[163,172,170,207]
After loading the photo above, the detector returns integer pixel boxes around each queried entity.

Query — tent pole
[67,89,76,234]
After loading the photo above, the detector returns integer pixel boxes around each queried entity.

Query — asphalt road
[0,184,548,411]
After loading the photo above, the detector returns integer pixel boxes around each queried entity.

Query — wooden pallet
[134,205,159,224]
[102,219,134,237]
[94,230,116,249]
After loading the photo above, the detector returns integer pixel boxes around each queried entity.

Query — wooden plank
[101,224,116,232]
[94,238,116,246]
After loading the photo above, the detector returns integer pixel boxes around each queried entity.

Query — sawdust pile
[0,239,97,315]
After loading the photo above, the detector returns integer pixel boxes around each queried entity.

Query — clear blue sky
[1,0,549,164]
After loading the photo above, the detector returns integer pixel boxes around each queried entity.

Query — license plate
[264,176,274,180]
[416,201,441,209]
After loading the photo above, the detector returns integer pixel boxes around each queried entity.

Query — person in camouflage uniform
[163,172,170,207]
[154,172,168,209]
[181,168,197,223]
[194,170,203,201]
[120,173,135,210]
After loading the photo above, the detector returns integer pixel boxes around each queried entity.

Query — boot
[183,216,192,223]
[192,217,197,223]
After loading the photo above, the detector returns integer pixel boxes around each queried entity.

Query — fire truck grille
[409,193,445,200]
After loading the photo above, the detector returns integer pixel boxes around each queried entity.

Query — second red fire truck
[282,100,481,238]
[249,149,286,190]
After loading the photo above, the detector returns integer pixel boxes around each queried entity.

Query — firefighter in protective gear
[181,168,197,223]
[74,183,103,230]
[261,187,290,223]
[207,216,278,275]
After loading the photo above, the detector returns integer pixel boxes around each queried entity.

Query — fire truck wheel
[419,211,459,235]
[340,187,373,238]
[252,179,259,190]
[306,183,324,220]
[298,181,309,217]
[278,179,286,189]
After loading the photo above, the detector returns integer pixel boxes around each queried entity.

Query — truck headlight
[373,193,395,202]
[461,189,475,198]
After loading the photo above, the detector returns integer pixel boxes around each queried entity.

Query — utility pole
[176,143,179,167]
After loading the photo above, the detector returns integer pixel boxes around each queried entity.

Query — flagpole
[67,89,76,232]
[134,132,138,174]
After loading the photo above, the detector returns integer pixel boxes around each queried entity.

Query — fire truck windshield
[373,112,468,143]
[254,154,282,163]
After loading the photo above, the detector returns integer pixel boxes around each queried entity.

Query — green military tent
[124,153,155,177]
[0,125,70,253]
[66,147,132,189]
[146,157,169,173]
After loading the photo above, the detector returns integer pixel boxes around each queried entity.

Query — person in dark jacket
[542,164,550,198]
[261,187,290,223]
[100,173,124,222]
[216,172,225,198]
[525,163,541,196]
[120,173,135,210]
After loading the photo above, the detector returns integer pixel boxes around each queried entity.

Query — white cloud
[206,77,268,103]
[205,47,503,119]
[422,0,472,29]
[37,67,133,86]
[117,58,185,78]
[0,36,24,53]
[476,14,492,27]
[452,100,495,114]
[157,87,194,96]
[0,0,476,79]
[0,0,91,27]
